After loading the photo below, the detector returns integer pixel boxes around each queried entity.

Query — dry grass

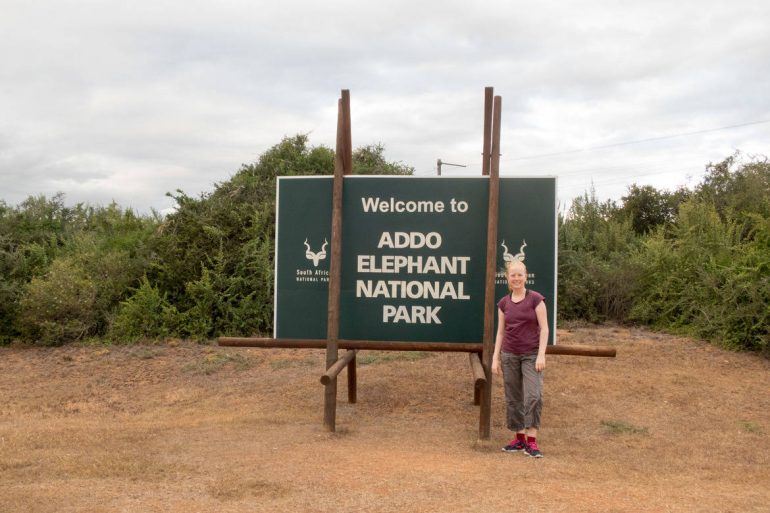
[357,350,433,365]
[0,326,768,512]
[182,351,257,375]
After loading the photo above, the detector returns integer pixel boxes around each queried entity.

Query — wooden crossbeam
[321,350,359,385]
[469,352,486,388]
[217,337,616,358]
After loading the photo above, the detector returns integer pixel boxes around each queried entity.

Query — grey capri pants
[501,352,543,431]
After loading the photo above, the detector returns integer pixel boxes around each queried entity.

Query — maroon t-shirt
[497,290,544,354]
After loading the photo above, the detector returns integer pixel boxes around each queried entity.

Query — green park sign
[274,176,557,344]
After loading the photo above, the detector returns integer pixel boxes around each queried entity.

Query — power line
[503,119,770,162]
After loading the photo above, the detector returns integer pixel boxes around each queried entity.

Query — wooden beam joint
[321,350,359,385]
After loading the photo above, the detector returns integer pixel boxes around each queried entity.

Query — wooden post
[347,352,357,404]
[478,86,494,409]
[324,90,352,431]
[341,90,356,407]
[479,95,502,440]
[482,87,493,176]
[342,90,353,175]
[469,352,486,405]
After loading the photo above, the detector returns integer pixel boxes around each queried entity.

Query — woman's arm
[535,301,548,372]
[492,308,505,375]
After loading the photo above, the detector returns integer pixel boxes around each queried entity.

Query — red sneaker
[502,439,528,453]
[525,440,543,458]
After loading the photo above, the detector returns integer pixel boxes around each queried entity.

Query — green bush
[630,200,769,352]
[557,156,768,353]
[0,196,156,343]
[63,233,151,333]
[108,277,180,343]
[18,258,98,345]
[178,268,217,341]
[558,189,641,322]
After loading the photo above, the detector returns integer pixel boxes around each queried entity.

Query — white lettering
[374,232,443,250]
[357,280,372,297]
[377,232,394,248]
[427,306,442,323]
[382,305,443,324]
[394,305,410,323]
[355,256,471,275]
[357,255,372,272]
[425,232,441,249]
[354,280,471,300]
[360,197,448,214]
[361,197,379,212]
[374,280,389,296]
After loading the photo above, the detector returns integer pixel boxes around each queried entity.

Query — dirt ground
[1,325,768,513]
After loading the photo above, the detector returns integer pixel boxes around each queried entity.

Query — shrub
[178,268,217,341]
[1,197,156,343]
[558,189,640,322]
[108,277,180,343]
[630,200,769,352]
[18,258,98,345]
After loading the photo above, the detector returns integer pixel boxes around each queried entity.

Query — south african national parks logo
[501,239,526,263]
[304,238,328,267]
[295,237,329,284]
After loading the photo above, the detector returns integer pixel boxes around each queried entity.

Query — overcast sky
[1,0,768,214]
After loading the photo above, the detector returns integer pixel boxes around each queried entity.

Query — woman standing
[492,260,549,458]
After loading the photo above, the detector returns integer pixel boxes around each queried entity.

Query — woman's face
[506,264,527,290]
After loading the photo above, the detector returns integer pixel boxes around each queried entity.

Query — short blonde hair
[504,260,527,292]
[504,260,527,275]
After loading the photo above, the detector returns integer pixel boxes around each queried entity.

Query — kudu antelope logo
[501,239,527,263]
[304,238,328,267]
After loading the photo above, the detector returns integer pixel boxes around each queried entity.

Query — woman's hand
[492,357,502,376]
[535,354,546,372]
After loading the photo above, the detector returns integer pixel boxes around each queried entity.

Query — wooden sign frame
[219,88,615,438]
